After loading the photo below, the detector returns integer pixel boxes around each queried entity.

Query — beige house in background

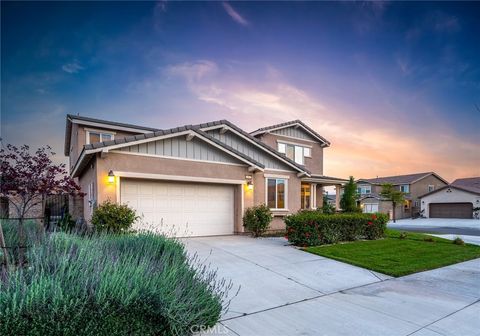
[356,172,448,219]
[65,115,347,236]
[420,177,480,219]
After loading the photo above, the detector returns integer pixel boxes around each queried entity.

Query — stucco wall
[421,187,480,217]
[78,151,304,233]
[258,133,324,175]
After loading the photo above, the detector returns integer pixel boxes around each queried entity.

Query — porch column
[335,184,341,210]
[311,183,317,209]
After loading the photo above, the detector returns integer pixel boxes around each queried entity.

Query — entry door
[121,179,234,237]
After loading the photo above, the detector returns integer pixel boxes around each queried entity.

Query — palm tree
[380,183,405,223]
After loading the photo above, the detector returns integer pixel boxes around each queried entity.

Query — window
[86,130,115,144]
[267,178,287,209]
[363,203,378,213]
[428,185,435,192]
[400,185,410,193]
[357,185,371,195]
[277,142,311,165]
[301,183,311,209]
[414,200,420,207]
[88,182,96,214]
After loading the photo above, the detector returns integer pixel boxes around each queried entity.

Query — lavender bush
[0,232,232,335]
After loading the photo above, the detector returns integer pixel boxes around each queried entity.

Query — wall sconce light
[246,180,254,190]
[108,170,115,184]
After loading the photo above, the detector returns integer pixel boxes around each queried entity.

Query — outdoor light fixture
[246,180,254,190]
[108,170,115,184]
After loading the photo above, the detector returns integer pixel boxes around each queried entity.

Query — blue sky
[1,1,479,180]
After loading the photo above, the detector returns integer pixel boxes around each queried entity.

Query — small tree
[0,142,82,267]
[380,183,405,223]
[243,204,272,237]
[340,176,360,213]
[322,194,335,214]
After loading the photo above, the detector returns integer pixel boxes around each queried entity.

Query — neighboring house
[356,172,448,219]
[420,177,480,219]
[65,116,347,236]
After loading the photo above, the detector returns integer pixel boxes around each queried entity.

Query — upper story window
[277,142,311,165]
[86,129,115,144]
[428,185,435,192]
[357,185,371,195]
[400,184,410,193]
[266,178,287,209]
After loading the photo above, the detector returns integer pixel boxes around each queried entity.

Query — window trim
[265,177,289,211]
[277,141,311,164]
[400,184,410,193]
[357,185,372,195]
[85,128,116,144]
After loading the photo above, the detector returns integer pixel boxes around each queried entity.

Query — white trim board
[70,118,154,134]
[114,171,246,185]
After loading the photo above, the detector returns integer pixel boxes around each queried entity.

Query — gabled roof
[451,177,480,194]
[420,183,480,198]
[64,114,160,155]
[250,120,330,147]
[194,120,311,175]
[71,123,267,177]
[357,172,448,185]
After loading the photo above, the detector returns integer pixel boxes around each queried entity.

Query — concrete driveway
[184,236,480,336]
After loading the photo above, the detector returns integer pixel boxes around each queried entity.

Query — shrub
[91,200,138,233]
[423,236,434,242]
[243,204,272,237]
[57,213,76,232]
[321,195,336,215]
[453,237,465,245]
[284,212,388,246]
[0,232,230,335]
[399,231,408,240]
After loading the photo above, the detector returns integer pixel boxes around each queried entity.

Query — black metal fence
[0,194,84,266]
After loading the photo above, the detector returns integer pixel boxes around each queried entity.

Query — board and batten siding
[207,129,292,170]
[118,135,243,164]
[271,126,317,142]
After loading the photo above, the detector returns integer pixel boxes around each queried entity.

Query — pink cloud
[222,2,249,27]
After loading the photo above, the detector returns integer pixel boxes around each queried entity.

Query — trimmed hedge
[284,211,389,246]
[0,232,229,335]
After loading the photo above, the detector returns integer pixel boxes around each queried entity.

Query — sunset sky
[1,1,479,182]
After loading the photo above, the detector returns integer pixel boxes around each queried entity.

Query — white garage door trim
[121,178,235,237]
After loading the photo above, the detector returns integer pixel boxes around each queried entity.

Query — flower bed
[284,211,389,246]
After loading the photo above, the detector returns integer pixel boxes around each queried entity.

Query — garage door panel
[120,179,234,237]
[429,203,473,219]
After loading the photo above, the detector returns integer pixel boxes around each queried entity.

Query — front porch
[300,175,348,211]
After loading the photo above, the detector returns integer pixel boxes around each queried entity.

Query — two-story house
[65,116,347,236]
[356,172,448,219]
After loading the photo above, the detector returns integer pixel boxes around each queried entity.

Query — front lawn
[305,229,480,277]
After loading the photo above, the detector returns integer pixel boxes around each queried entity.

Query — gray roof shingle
[358,172,440,185]
[451,177,480,194]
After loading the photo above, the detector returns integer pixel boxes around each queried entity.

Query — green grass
[305,229,480,277]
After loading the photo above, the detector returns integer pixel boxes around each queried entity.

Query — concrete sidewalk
[185,236,480,336]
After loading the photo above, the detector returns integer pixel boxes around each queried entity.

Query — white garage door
[363,203,379,213]
[121,179,234,237]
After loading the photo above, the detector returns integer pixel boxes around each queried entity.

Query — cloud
[432,13,460,33]
[165,60,480,181]
[222,2,249,27]
[61,60,84,74]
[165,60,218,83]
